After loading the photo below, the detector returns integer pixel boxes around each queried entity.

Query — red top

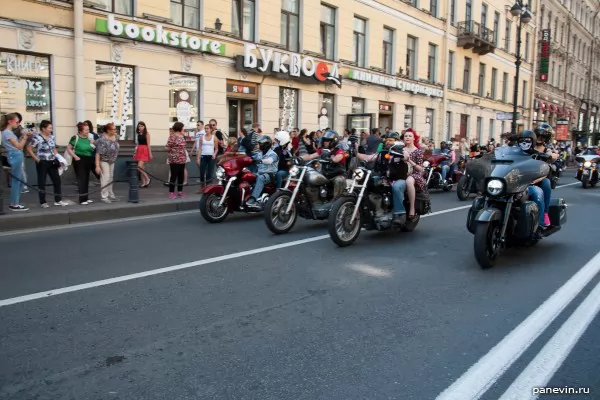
[318,148,347,164]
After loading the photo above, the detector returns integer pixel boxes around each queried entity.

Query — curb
[0,200,198,232]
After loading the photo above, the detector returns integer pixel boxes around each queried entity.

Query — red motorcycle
[199,153,277,223]
[422,152,464,192]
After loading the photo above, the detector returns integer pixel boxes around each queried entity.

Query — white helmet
[274,130,291,147]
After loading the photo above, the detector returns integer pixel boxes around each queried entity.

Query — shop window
[170,0,200,30]
[95,63,135,140]
[320,4,336,60]
[404,105,414,129]
[232,0,255,41]
[279,87,298,131]
[281,0,300,52]
[318,93,334,130]
[351,97,365,114]
[169,73,200,134]
[97,0,133,15]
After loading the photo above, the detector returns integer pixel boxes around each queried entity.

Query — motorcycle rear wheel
[474,221,501,269]
[401,215,420,232]
[457,175,470,201]
[264,191,298,234]
[328,197,361,247]
[199,193,229,223]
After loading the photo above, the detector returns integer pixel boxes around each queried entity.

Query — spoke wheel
[264,191,298,234]
[327,198,361,247]
[199,193,229,223]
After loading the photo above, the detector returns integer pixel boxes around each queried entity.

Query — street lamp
[509,1,533,136]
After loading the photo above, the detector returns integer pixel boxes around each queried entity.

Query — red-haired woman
[67,122,96,205]
[133,121,152,187]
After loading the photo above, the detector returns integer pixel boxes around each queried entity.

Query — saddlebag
[466,196,485,234]
[548,198,567,227]
[515,201,539,239]
[414,191,431,215]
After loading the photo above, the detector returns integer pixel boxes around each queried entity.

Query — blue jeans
[276,170,288,188]
[441,163,450,181]
[528,185,545,226]
[7,150,24,205]
[199,155,215,184]
[535,178,551,214]
[252,173,272,199]
[392,180,407,214]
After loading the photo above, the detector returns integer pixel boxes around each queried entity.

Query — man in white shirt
[192,121,205,156]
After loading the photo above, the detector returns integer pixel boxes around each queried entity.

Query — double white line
[437,250,600,400]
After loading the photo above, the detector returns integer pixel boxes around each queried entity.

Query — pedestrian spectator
[296,129,314,156]
[209,119,225,156]
[26,120,67,208]
[67,122,96,205]
[13,112,29,193]
[95,122,120,203]
[85,120,101,184]
[166,122,187,199]
[1,113,32,211]
[366,128,381,154]
[191,120,205,156]
[133,121,153,188]
[195,123,218,187]
[237,127,248,153]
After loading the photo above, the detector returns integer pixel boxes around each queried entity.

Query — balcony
[457,21,496,56]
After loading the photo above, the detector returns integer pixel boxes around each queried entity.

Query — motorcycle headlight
[486,179,504,196]
[353,168,365,181]
[584,161,592,168]
[423,160,431,168]
[216,166,226,180]
[289,166,299,177]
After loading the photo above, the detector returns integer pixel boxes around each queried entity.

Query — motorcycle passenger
[533,124,557,226]
[439,141,455,183]
[246,135,278,207]
[517,131,550,229]
[301,130,347,199]
[273,130,293,188]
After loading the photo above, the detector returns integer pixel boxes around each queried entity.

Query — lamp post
[509,1,532,136]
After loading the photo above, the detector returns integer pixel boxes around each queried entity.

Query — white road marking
[435,249,600,400]
[0,205,470,308]
[555,182,579,188]
[498,279,600,400]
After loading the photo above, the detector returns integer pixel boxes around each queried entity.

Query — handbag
[63,135,79,166]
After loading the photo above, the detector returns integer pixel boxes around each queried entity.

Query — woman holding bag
[95,122,120,203]
[67,122,96,205]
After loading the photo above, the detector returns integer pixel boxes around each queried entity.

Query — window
[407,36,417,80]
[318,93,334,129]
[522,80,527,107]
[404,105,414,128]
[382,27,394,74]
[465,0,472,21]
[427,43,437,83]
[352,97,365,114]
[505,19,511,52]
[426,108,435,139]
[493,12,500,45]
[481,3,487,28]
[478,63,486,96]
[551,61,555,86]
[320,4,336,60]
[353,17,367,67]
[232,0,255,41]
[448,51,455,89]
[169,73,199,131]
[489,119,495,141]
[450,0,456,26]
[281,0,300,52]
[463,57,471,92]
[525,33,530,61]
[491,68,497,99]
[170,0,199,29]
[430,0,438,18]
[98,0,132,15]
[561,23,564,44]
[502,72,509,102]
[445,112,452,141]
[279,87,298,131]
[95,63,135,140]
[554,18,558,42]
[0,52,52,126]
[476,117,483,144]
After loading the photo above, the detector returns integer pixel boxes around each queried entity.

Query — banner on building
[539,29,551,82]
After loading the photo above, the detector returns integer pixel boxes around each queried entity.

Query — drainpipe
[584,11,600,143]
[529,18,538,128]
[439,0,451,143]
[74,0,85,122]
[563,18,572,131]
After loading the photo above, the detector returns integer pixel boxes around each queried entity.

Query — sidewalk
[0,179,200,232]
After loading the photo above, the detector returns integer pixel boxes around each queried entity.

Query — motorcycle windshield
[484,146,550,194]
[575,154,600,163]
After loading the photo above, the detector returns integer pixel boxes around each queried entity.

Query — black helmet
[386,132,401,141]
[321,130,339,149]
[517,130,537,152]
[257,135,273,153]
[389,141,405,156]
[534,123,554,143]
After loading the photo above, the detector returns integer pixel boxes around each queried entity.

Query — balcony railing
[457,20,496,55]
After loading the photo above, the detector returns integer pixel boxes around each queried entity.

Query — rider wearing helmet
[517,130,551,229]
[246,135,279,207]
[532,123,557,227]
[301,130,347,199]
[439,141,456,183]
[273,130,293,188]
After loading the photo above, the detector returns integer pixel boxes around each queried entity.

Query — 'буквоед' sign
[95,15,225,55]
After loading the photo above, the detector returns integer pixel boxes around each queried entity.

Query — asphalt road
[0,175,598,400]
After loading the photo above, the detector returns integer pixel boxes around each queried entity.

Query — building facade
[533,0,600,145]
[0,0,536,146]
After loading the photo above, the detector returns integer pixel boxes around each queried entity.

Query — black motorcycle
[466,145,567,269]
[575,153,600,188]
[456,154,494,201]
[327,149,431,247]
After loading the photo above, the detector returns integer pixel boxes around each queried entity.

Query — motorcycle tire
[327,197,361,247]
[457,175,470,201]
[401,215,421,232]
[199,193,229,223]
[474,221,501,269]
[264,191,298,234]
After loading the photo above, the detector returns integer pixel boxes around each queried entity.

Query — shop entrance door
[228,99,257,138]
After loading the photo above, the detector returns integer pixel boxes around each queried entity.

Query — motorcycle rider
[439,141,456,183]
[273,130,293,188]
[301,130,347,199]
[516,130,551,229]
[246,135,278,208]
[533,123,557,226]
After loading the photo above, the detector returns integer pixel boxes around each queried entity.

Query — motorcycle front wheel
[327,197,362,247]
[199,193,229,223]
[474,221,501,269]
[457,175,470,201]
[264,191,298,234]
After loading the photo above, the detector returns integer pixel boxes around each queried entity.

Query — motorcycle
[575,153,600,188]
[466,146,567,269]
[456,154,494,201]
[263,155,344,234]
[199,153,276,223]
[549,158,563,189]
[423,152,453,191]
[327,154,432,247]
